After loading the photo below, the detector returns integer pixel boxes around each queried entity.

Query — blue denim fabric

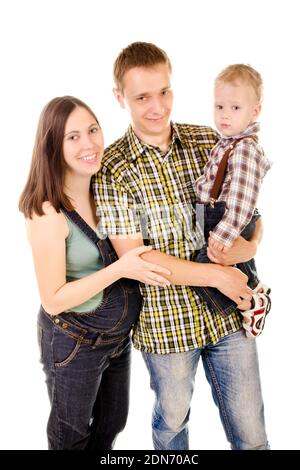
[142,330,269,450]
[37,210,142,450]
[193,202,260,317]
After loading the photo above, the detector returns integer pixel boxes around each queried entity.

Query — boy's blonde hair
[113,41,172,92]
[215,64,263,102]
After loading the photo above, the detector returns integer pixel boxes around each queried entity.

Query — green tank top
[64,214,104,313]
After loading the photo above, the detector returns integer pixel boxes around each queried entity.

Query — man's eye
[138,96,146,101]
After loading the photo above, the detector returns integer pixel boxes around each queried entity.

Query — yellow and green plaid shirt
[93,123,242,354]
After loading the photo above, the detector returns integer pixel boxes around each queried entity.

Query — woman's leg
[86,338,131,450]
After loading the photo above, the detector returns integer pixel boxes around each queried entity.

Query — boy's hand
[208,233,229,253]
[207,235,257,265]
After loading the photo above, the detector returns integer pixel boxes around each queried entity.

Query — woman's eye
[90,127,98,133]
[69,135,79,141]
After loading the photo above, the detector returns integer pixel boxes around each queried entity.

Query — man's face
[114,63,173,141]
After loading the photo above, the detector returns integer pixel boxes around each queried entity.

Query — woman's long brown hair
[19,96,99,218]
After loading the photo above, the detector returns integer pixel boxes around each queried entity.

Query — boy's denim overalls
[193,203,260,317]
[38,209,142,450]
[192,135,261,318]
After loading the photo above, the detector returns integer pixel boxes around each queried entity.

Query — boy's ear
[253,102,262,120]
[113,88,126,109]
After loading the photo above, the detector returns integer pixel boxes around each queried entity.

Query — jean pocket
[53,328,82,368]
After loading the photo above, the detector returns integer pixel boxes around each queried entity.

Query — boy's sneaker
[241,283,271,338]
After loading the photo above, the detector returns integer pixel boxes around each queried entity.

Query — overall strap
[61,208,101,250]
[209,135,256,207]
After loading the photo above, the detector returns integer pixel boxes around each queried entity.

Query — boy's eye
[232,106,240,110]
[215,105,223,110]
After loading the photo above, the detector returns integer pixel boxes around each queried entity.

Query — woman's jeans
[142,330,269,450]
[37,210,142,450]
[193,202,260,317]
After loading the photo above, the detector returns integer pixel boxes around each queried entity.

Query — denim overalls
[192,135,260,318]
[38,209,142,450]
[193,203,260,317]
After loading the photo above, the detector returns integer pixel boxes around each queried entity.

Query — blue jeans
[37,210,142,450]
[142,330,269,450]
[193,202,260,317]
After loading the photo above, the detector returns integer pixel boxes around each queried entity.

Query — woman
[19,96,171,450]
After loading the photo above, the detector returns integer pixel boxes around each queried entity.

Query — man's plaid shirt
[93,123,242,354]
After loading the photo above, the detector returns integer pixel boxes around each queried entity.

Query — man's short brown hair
[113,41,172,91]
[215,64,263,102]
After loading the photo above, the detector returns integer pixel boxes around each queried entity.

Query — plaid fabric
[93,123,242,354]
[195,123,272,247]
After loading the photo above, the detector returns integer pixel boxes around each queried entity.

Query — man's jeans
[193,202,260,317]
[142,330,269,450]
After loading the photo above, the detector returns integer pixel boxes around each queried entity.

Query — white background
[0,0,299,450]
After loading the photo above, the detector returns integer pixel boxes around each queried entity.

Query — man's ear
[113,88,126,109]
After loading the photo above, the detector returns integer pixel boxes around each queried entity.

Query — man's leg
[142,348,201,450]
[202,329,269,450]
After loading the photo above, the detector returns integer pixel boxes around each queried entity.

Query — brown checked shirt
[195,122,272,247]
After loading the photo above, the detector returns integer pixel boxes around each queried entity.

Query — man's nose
[151,97,165,114]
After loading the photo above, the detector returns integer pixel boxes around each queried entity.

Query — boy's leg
[142,348,202,450]
[193,202,237,317]
[193,246,237,317]
[202,330,269,450]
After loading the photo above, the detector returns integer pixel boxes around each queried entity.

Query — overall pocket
[52,327,83,368]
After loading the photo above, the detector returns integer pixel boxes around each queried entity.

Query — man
[93,42,269,450]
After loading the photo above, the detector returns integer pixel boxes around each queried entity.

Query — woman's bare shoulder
[26,202,69,240]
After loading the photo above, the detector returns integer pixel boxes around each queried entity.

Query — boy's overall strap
[209,135,256,206]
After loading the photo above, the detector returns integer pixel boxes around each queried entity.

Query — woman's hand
[117,245,171,287]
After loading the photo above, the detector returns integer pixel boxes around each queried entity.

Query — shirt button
[54,318,59,324]
[62,323,68,329]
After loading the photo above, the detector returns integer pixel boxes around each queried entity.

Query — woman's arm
[26,204,171,316]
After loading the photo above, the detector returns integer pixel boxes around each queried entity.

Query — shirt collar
[122,122,183,162]
[221,122,260,141]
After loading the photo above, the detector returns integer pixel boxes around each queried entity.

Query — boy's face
[214,81,261,137]
[114,63,173,141]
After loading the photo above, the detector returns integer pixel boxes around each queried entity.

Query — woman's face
[63,106,104,177]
